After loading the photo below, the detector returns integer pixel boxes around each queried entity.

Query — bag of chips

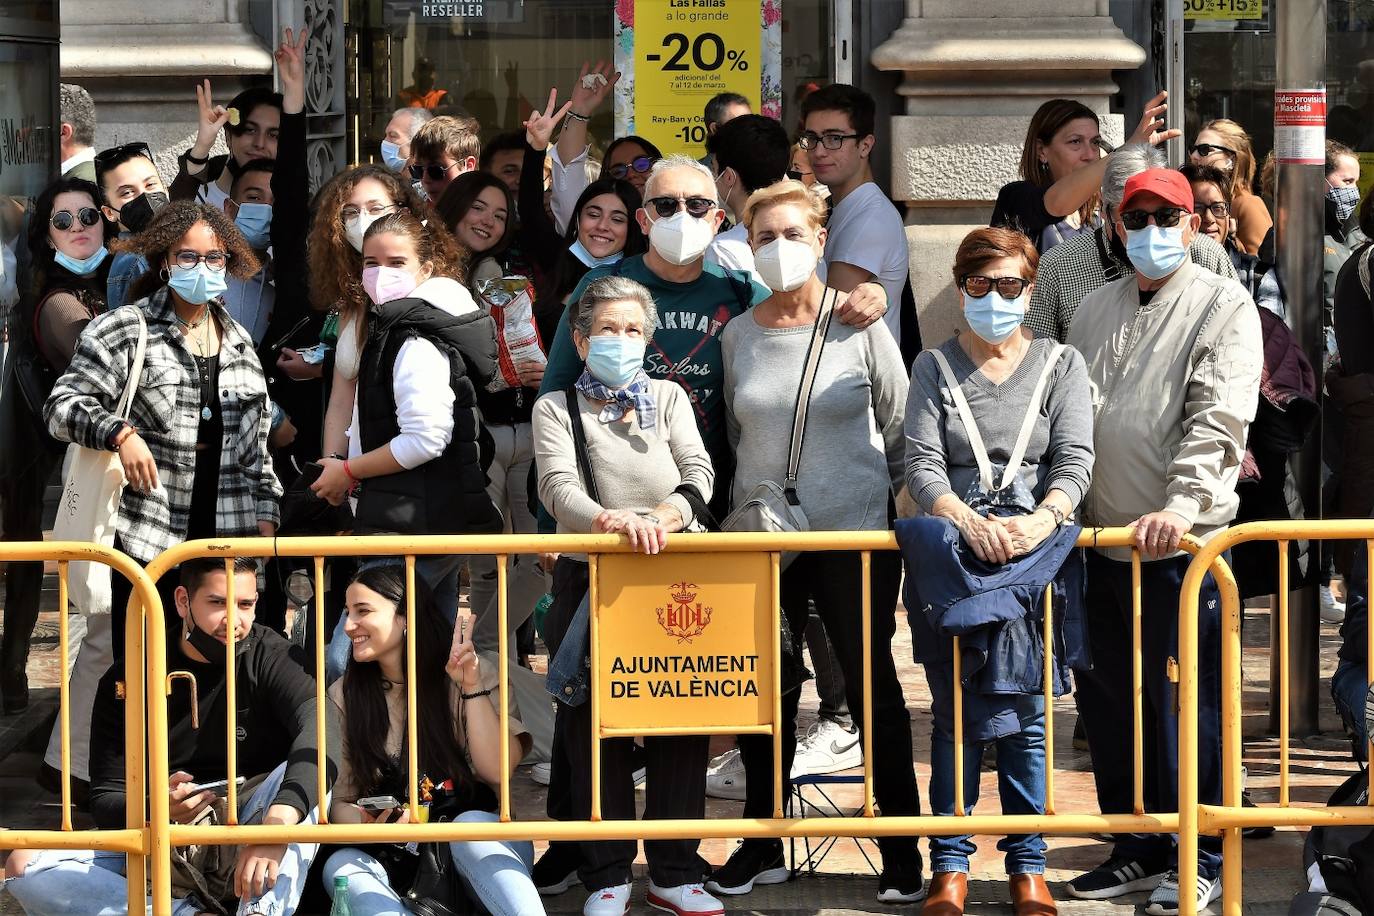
[476,275,545,391]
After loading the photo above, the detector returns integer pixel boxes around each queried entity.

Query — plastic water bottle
[330,876,351,915]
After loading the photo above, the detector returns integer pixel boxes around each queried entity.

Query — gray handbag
[718,287,837,567]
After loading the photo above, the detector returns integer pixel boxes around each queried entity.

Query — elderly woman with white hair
[531,274,719,916]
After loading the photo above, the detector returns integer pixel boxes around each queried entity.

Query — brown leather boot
[921,872,967,916]
[1010,873,1057,916]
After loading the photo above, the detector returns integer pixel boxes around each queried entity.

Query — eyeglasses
[959,275,1030,299]
[171,249,230,271]
[645,196,716,219]
[94,142,153,174]
[1194,201,1230,220]
[798,131,861,151]
[340,203,396,227]
[409,162,458,181]
[1190,143,1234,158]
[607,156,657,180]
[50,208,103,231]
[1120,207,1189,230]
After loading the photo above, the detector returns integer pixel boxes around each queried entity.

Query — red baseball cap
[1120,168,1194,214]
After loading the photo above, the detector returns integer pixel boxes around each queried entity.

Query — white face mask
[648,209,716,266]
[344,212,382,253]
[753,237,818,292]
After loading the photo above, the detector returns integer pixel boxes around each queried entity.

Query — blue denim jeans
[325,554,465,683]
[1332,658,1369,757]
[321,811,542,916]
[5,763,320,915]
[925,687,1047,875]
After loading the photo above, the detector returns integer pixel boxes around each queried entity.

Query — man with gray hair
[1025,143,1238,342]
[379,106,433,173]
[58,83,97,181]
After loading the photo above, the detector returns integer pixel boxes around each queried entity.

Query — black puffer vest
[354,296,503,535]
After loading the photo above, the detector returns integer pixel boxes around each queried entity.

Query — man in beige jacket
[1065,168,1262,915]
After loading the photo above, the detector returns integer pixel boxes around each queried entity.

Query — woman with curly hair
[312,212,501,677]
[279,164,429,461]
[44,200,280,658]
[1189,118,1272,255]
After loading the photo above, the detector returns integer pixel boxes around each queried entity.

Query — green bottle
[330,875,351,915]
[534,592,554,642]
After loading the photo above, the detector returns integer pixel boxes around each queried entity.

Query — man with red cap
[1065,167,1262,914]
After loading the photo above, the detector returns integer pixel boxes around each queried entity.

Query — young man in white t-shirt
[801,83,910,343]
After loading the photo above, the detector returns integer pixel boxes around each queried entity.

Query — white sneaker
[705,748,746,799]
[1144,870,1221,915]
[530,761,552,785]
[584,882,632,915]
[647,881,725,915]
[792,718,862,777]
[1321,585,1346,623]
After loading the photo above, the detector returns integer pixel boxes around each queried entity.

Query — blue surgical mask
[569,238,624,269]
[1125,224,1189,280]
[53,245,109,277]
[381,140,407,173]
[963,291,1026,344]
[233,203,273,250]
[167,263,229,305]
[585,335,646,388]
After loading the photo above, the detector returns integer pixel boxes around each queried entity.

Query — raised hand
[524,88,574,152]
[192,79,232,161]
[275,26,309,114]
[1129,90,1183,148]
[568,60,620,117]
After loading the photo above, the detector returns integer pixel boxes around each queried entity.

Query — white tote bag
[52,310,147,615]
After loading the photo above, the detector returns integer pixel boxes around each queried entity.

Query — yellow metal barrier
[1178,520,1374,916]
[137,528,1235,913]
[0,541,161,913]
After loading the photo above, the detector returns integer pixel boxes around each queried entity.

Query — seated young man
[4,557,337,916]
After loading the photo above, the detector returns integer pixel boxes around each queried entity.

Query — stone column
[59,0,274,175]
[872,0,1145,344]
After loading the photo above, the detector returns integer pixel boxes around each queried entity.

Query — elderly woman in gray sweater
[530,274,719,916]
[710,179,925,905]
[903,226,1093,915]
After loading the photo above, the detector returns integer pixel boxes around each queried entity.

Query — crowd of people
[0,28,1368,916]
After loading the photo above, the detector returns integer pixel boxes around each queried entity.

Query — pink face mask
[362,266,420,305]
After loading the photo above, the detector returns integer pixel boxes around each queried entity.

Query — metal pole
[1269,0,1326,736]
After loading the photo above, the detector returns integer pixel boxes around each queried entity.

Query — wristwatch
[1039,504,1067,527]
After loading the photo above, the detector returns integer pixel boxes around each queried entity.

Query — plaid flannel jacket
[1025,226,1239,342]
[44,288,282,563]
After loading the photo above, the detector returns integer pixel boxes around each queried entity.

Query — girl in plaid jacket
[45,201,282,655]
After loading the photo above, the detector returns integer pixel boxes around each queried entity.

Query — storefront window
[349,0,833,167]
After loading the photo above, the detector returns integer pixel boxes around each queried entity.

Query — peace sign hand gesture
[524,88,574,151]
[275,26,310,114]
[191,79,232,161]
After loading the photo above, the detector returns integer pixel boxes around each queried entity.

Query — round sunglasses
[50,208,103,232]
[607,156,657,180]
[645,196,716,219]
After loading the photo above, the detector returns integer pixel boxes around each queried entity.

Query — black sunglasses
[94,142,153,173]
[960,276,1030,300]
[409,162,457,181]
[645,196,716,219]
[785,169,811,181]
[1120,207,1189,230]
[50,208,103,232]
[1190,143,1234,158]
[607,156,657,180]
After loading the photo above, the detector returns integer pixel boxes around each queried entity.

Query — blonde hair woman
[1189,118,1272,255]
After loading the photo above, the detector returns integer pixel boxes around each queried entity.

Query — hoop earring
[159,266,170,281]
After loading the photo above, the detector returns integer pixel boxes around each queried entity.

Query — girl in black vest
[312,212,500,632]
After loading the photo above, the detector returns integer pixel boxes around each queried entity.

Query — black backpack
[1297,767,1374,913]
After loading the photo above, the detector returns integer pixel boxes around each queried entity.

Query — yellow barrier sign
[596,552,773,730]
[1184,0,1264,19]
[630,0,762,157]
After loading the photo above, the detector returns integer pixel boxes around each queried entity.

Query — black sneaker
[1067,856,1168,900]
[705,839,789,896]
[876,865,926,904]
[1241,793,1275,839]
[532,842,582,895]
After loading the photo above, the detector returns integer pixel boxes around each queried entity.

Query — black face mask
[183,613,252,664]
[118,191,169,233]
[1106,219,1130,265]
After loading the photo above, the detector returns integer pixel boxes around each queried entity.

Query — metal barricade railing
[138,529,1235,913]
[1178,520,1374,916]
[0,541,160,912]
